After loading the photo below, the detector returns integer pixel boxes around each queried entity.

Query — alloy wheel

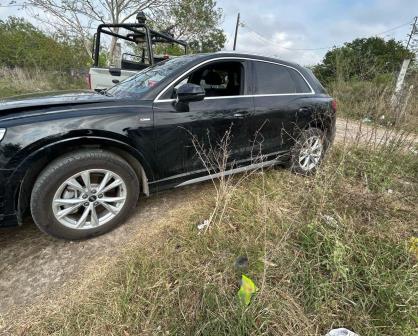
[298,135,323,172]
[52,169,127,230]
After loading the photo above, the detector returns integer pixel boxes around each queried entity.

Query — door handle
[112,79,120,84]
[234,112,250,119]
[298,107,312,113]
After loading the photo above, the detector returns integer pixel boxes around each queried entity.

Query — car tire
[289,127,328,175]
[30,149,140,240]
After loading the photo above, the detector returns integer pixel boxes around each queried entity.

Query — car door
[152,59,255,183]
[249,60,314,160]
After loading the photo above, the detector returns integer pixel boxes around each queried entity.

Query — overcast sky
[1,0,417,66]
[218,0,417,65]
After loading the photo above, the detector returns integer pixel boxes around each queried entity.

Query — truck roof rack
[92,13,188,67]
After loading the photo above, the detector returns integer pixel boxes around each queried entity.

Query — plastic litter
[238,274,258,306]
[325,328,359,336]
[322,214,339,228]
[197,219,210,231]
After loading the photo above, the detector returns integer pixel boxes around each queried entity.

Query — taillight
[85,74,92,90]
[331,99,337,112]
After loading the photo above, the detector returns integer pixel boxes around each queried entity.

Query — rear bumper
[328,114,337,144]
[0,168,18,227]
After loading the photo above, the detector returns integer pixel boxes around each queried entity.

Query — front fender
[3,136,155,221]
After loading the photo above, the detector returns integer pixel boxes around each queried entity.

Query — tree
[313,37,415,84]
[154,0,223,42]
[0,17,90,70]
[25,0,171,61]
[25,0,225,62]
[188,28,226,53]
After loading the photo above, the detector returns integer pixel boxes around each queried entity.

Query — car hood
[0,90,114,114]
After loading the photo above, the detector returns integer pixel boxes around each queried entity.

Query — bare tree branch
[25,0,172,62]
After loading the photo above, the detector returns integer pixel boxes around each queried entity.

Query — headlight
[0,129,6,142]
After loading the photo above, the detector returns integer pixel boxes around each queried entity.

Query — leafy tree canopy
[189,28,226,53]
[0,17,91,70]
[151,0,226,54]
[313,37,415,84]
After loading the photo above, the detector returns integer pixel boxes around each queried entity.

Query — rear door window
[253,61,311,95]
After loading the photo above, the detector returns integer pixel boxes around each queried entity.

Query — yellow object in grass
[408,237,418,258]
[238,274,259,306]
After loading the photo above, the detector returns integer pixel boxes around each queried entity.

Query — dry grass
[0,67,86,98]
[4,127,417,336]
[329,79,418,132]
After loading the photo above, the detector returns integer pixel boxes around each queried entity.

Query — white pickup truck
[88,67,138,91]
[88,12,187,91]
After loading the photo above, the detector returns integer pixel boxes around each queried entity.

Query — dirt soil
[0,118,416,326]
[0,186,206,321]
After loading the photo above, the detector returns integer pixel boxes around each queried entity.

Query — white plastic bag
[326,328,359,336]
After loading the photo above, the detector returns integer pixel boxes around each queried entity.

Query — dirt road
[0,118,416,324]
[335,118,417,146]
[0,185,207,321]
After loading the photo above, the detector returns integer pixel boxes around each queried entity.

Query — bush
[0,17,91,71]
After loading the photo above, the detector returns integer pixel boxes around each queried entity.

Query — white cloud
[218,0,417,65]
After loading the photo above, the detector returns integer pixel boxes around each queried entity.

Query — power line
[242,24,330,51]
[376,21,412,36]
[241,19,415,53]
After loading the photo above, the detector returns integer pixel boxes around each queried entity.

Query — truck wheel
[30,150,139,240]
[289,127,327,175]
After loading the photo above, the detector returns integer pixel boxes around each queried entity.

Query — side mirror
[176,83,205,103]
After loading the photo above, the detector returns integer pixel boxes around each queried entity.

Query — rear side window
[253,61,312,95]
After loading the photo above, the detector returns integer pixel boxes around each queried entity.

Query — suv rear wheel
[30,150,139,240]
[290,127,327,175]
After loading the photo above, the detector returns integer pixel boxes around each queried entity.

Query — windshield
[107,56,196,98]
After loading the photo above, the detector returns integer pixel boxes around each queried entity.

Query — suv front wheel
[30,150,140,240]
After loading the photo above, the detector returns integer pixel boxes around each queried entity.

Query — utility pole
[391,17,417,113]
[406,16,417,49]
[233,13,240,51]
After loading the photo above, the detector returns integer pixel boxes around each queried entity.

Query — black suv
[0,53,336,240]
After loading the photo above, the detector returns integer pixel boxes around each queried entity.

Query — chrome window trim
[154,56,315,103]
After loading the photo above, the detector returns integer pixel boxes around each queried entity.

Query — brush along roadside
[6,132,417,336]
[0,67,86,99]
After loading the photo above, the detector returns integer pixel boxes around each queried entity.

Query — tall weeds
[0,67,87,99]
[329,79,418,131]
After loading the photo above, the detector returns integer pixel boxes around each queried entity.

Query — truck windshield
[107,56,195,98]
